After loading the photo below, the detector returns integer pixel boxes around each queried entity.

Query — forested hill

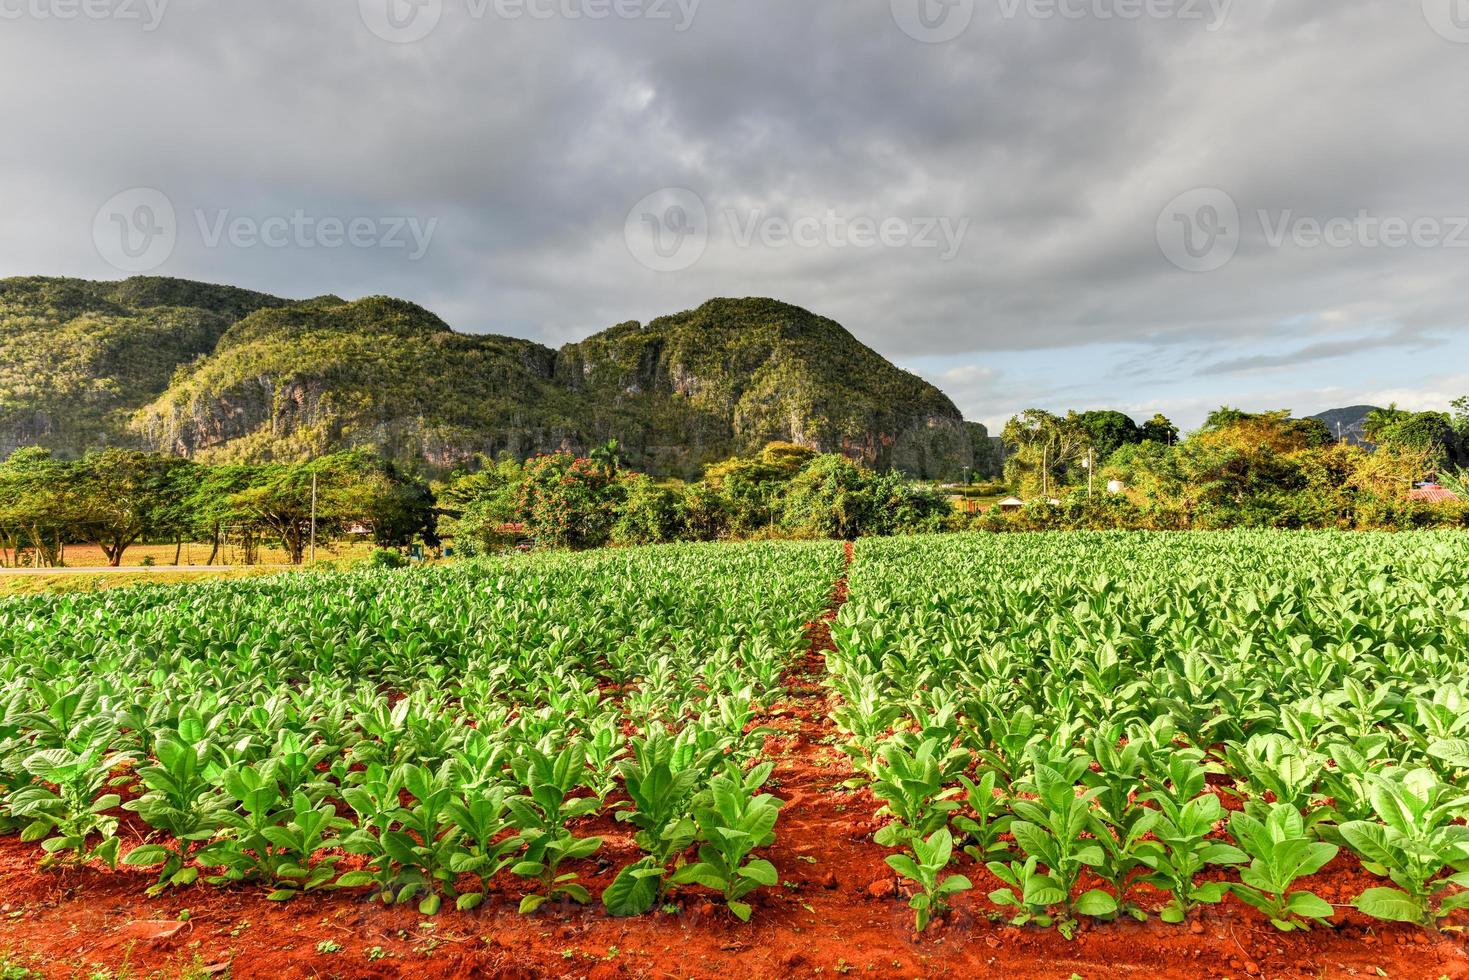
[0,276,293,459]
[1,277,988,479]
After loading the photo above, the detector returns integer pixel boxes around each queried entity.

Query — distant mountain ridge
[0,276,989,479]
[1308,405,1382,446]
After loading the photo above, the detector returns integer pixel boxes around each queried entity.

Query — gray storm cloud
[0,0,1465,423]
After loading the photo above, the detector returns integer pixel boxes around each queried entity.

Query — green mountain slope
[554,298,972,477]
[0,276,290,458]
[1308,405,1382,446]
[2,277,979,479]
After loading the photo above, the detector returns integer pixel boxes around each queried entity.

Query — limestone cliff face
[0,276,290,458]
[3,277,986,479]
[552,298,975,479]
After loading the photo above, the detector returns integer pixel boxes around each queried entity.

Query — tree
[612,474,682,545]
[437,454,525,556]
[517,454,623,550]
[1002,410,1090,497]
[1365,404,1461,471]
[0,448,78,567]
[1140,413,1179,445]
[702,442,816,536]
[229,452,433,564]
[778,454,947,539]
[1205,408,1331,448]
[186,464,261,565]
[777,455,870,539]
[1074,411,1141,460]
[589,439,622,477]
[73,450,191,566]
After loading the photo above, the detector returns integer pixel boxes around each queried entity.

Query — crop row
[0,541,842,919]
[832,531,1469,935]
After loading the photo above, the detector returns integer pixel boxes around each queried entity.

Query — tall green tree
[1140,413,1179,445]
[1365,404,1462,471]
[1074,411,1141,461]
[1002,410,1090,497]
[0,448,78,567]
[73,450,192,566]
[230,452,434,564]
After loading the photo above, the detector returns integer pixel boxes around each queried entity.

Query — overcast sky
[2,0,1467,431]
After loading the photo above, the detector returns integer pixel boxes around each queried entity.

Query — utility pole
[309,471,318,563]
[1085,449,1095,499]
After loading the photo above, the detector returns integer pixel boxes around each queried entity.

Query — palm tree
[589,439,621,476]
[1363,404,1407,444]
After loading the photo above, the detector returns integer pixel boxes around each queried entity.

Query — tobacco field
[0,531,1466,978]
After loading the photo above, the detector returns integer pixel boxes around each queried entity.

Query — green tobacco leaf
[1074,889,1118,917]
[603,862,660,917]
[737,859,778,887]
[1353,887,1421,923]
[121,845,170,867]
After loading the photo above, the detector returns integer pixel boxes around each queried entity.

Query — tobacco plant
[886,828,971,932]
[669,762,783,922]
[603,726,699,916]
[506,743,604,913]
[1228,804,1339,931]
[1341,769,1469,928]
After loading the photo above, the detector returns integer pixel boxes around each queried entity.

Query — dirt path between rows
[0,540,1466,978]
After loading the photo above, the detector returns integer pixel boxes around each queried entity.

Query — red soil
[1,540,1466,978]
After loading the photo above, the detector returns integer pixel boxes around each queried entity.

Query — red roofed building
[1408,483,1461,504]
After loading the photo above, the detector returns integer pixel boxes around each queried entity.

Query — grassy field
[9,540,375,569]
[0,541,379,596]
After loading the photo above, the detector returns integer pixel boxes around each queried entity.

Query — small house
[1408,483,1461,504]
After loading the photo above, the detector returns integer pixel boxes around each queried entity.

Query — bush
[779,455,950,539]
[366,548,408,569]
[517,454,623,550]
[679,483,729,541]
[612,475,683,546]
